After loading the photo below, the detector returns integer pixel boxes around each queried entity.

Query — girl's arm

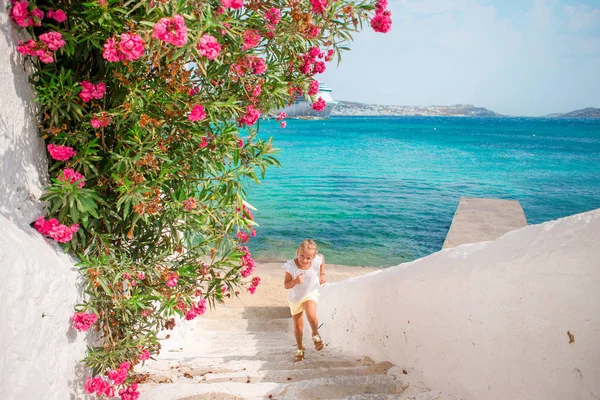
[284,271,303,289]
[318,254,326,284]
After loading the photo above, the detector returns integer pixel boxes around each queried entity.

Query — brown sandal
[312,334,324,351]
[294,348,305,362]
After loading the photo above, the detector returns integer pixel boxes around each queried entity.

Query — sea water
[247,116,600,267]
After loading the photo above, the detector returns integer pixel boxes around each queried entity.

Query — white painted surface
[0,8,89,400]
[320,209,600,400]
[0,1,48,224]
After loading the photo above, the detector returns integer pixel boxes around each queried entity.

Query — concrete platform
[442,197,527,249]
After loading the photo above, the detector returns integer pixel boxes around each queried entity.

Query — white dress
[282,255,323,303]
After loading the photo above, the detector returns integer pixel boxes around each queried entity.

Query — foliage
[9,0,390,396]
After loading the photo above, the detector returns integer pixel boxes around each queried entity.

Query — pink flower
[276,112,287,121]
[251,228,256,237]
[238,105,260,127]
[242,30,261,51]
[108,362,129,385]
[376,0,388,12]
[84,376,114,397]
[197,34,221,60]
[39,32,65,51]
[47,9,67,22]
[119,384,140,400]
[325,49,335,62]
[9,1,30,27]
[248,286,257,294]
[47,144,76,161]
[312,97,327,111]
[34,216,59,235]
[251,57,266,74]
[140,309,151,317]
[313,61,326,74]
[38,50,54,64]
[308,80,320,96]
[310,0,328,14]
[16,39,37,56]
[152,14,188,47]
[49,223,79,242]
[119,33,146,60]
[371,10,392,33]
[140,349,151,361]
[79,81,106,102]
[166,273,179,287]
[199,136,209,148]
[137,272,145,280]
[182,197,197,211]
[305,24,321,39]
[237,231,249,243]
[189,104,207,121]
[280,121,287,129]
[221,0,243,9]
[265,8,281,25]
[9,2,44,27]
[91,113,111,129]
[238,139,244,148]
[58,168,85,188]
[102,37,123,62]
[72,312,98,332]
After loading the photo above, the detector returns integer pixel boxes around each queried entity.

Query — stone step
[342,391,451,400]
[273,374,409,399]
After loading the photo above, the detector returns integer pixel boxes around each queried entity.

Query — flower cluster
[312,97,327,112]
[166,272,179,287]
[221,0,244,10]
[91,112,111,129]
[248,276,261,294]
[47,144,76,161]
[239,246,256,277]
[17,32,65,63]
[152,15,188,47]
[58,168,85,188]
[47,9,67,23]
[371,0,392,33]
[197,34,222,60]
[103,33,145,62]
[242,29,261,51]
[119,383,140,400]
[238,105,261,127]
[310,0,328,15]
[189,105,207,122]
[84,376,114,397]
[308,80,320,96]
[79,81,106,102]
[184,298,207,320]
[72,312,98,332]
[107,362,130,385]
[299,47,326,76]
[9,1,43,28]
[34,216,79,243]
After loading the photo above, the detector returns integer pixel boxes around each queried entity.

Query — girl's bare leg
[292,311,304,350]
[304,300,319,337]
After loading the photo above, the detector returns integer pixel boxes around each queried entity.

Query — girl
[283,239,326,362]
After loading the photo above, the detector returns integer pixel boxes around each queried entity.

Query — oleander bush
[8,0,391,396]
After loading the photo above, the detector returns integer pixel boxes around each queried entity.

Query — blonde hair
[297,239,318,254]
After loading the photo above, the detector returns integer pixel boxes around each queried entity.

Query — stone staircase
[138,305,445,400]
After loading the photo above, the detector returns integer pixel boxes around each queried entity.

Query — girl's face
[297,247,317,268]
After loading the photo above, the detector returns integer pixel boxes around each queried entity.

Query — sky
[320,0,600,116]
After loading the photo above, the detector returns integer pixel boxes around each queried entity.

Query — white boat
[276,83,338,119]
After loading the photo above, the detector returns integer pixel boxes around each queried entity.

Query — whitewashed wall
[320,209,600,400]
[0,4,89,399]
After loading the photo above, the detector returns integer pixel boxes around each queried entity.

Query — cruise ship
[276,83,338,119]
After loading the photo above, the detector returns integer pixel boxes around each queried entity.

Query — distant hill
[332,101,502,117]
[545,108,600,119]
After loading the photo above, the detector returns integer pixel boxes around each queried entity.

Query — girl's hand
[320,275,326,285]
[295,273,304,285]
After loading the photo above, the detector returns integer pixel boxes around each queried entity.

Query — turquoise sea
[247,117,600,267]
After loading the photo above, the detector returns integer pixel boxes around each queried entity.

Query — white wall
[319,209,600,400]
[0,4,89,399]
